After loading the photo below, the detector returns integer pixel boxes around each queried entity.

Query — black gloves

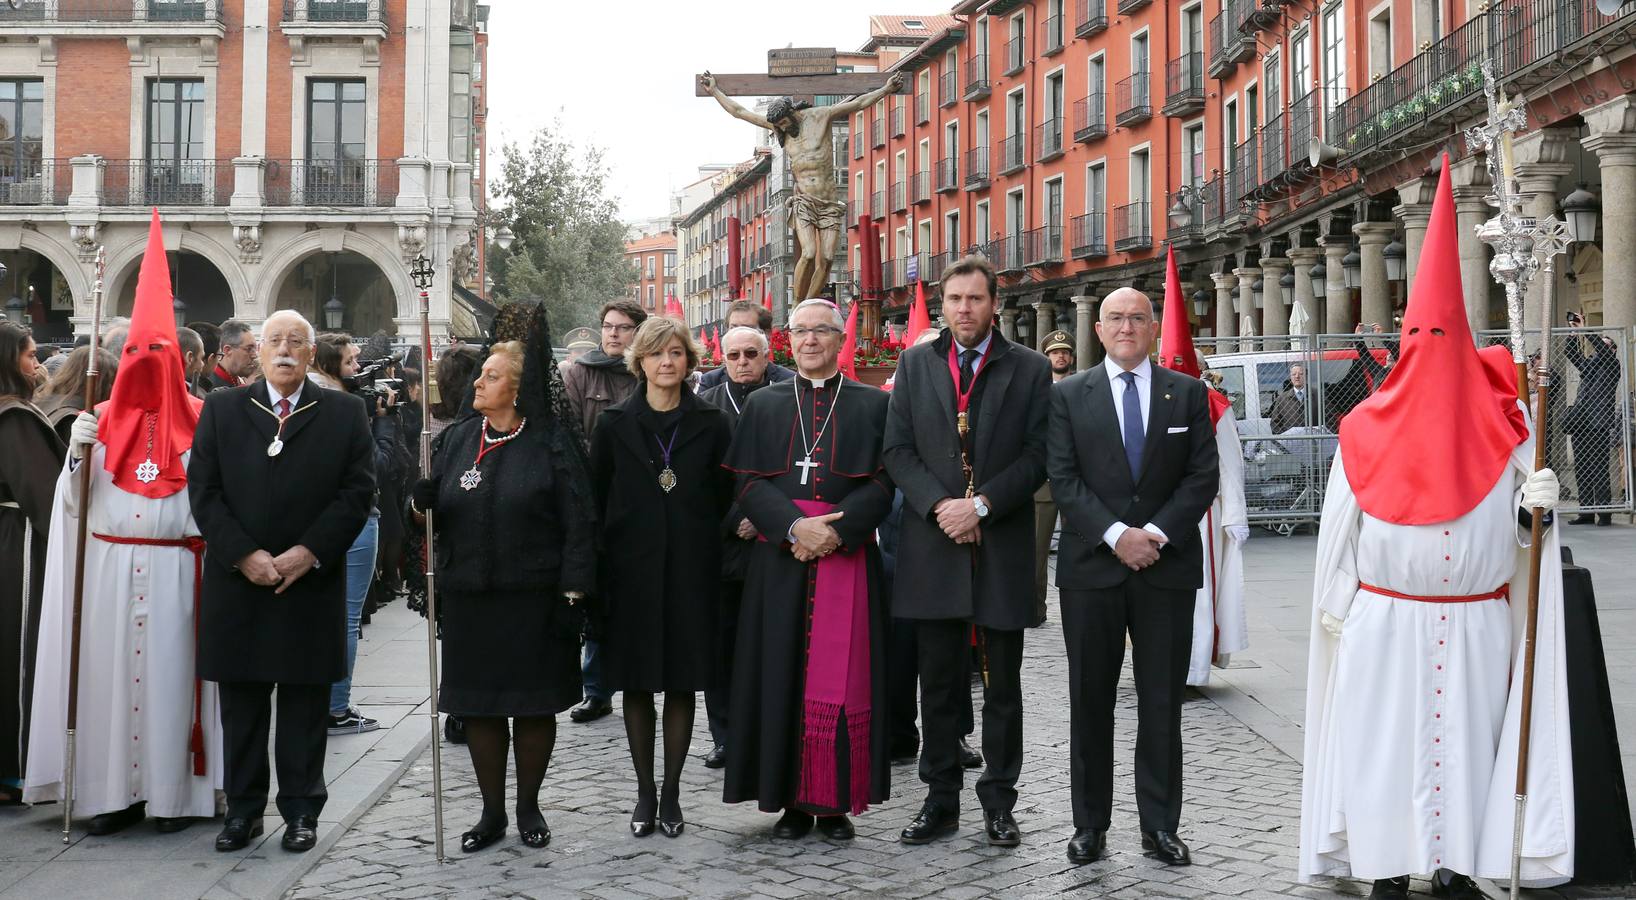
[412,477,438,513]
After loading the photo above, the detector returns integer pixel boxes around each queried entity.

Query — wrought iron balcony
[1023,225,1063,266]
[912,169,931,204]
[1290,91,1314,169]
[852,132,864,160]
[263,159,396,207]
[924,249,955,285]
[1117,0,1151,15]
[964,147,990,190]
[964,55,991,100]
[1114,72,1151,127]
[1228,136,1258,204]
[1163,53,1205,117]
[1035,118,1065,162]
[1207,12,1234,78]
[935,158,959,193]
[1003,35,1025,76]
[1200,176,1223,228]
[1225,0,1257,62]
[283,0,384,24]
[1166,185,1204,245]
[997,134,1027,176]
[940,70,958,108]
[1112,201,1152,252]
[916,92,930,125]
[0,0,225,26]
[881,256,902,291]
[989,234,1026,273]
[1070,212,1107,259]
[1261,111,1288,181]
[871,189,885,219]
[1041,14,1065,56]
[890,179,907,212]
[1073,95,1107,142]
[891,106,906,138]
[0,158,68,206]
[871,118,885,148]
[1074,0,1107,37]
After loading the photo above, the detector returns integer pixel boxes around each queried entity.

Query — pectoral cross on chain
[795,455,819,485]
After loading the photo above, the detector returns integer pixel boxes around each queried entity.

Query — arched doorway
[114,251,235,327]
[272,251,397,338]
[0,249,74,343]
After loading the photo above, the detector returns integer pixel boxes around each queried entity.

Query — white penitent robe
[1188,412,1248,686]
[24,445,222,818]
[1299,420,1573,888]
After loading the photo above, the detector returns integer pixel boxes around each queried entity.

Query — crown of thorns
[767,97,812,123]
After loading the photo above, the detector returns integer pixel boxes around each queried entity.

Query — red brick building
[624,230,678,315]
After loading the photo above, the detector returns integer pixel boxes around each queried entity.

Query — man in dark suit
[199,318,255,393]
[1047,287,1219,867]
[884,255,1051,849]
[188,309,375,854]
[1268,363,1319,433]
[696,300,794,390]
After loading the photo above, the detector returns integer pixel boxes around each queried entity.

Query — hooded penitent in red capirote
[1156,244,1232,425]
[1337,155,1528,526]
[97,208,203,499]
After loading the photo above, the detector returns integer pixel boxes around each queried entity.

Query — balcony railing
[0,158,68,206]
[1035,117,1065,161]
[935,157,959,192]
[1167,185,1203,244]
[912,169,931,204]
[1261,110,1288,181]
[1230,0,1256,32]
[1118,0,1151,14]
[964,54,991,99]
[1225,0,1258,61]
[103,158,233,206]
[1075,0,1108,36]
[1290,91,1314,168]
[1114,72,1151,126]
[1041,15,1065,55]
[1023,225,1063,266]
[997,134,1027,176]
[1112,201,1152,252]
[916,92,930,125]
[1163,52,1205,116]
[871,189,885,219]
[924,249,955,285]
[1071,212,1107,258]
[852,132,864,159]
[283,0,384,23]
[1201,176,1223,227]
[1207,12,1232,77]
[1073,94,1107,142]
[1229,136,1258,203]
[871,118,885,148]
[890,179,907,212]
[891,106,906,138]
[940,70,958,107]
[964,147,990,189]
[989,234,1026,272]
[1003,35,1025,75]
[0,0,224,24]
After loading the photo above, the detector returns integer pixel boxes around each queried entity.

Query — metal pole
[410,255,445,862]
[63,246,106,843]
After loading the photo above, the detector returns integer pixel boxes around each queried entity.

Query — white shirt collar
[952,330,994,359]
[1103,356,1152,384]
[800,370,840,389]
[267,380,305,409]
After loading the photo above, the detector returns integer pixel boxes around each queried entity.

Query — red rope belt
[92,533,209,777]
[1359,581,1510,604]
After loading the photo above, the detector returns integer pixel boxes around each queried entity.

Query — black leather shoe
[815,815,854,840]
[282,815,318,852]
[461,818,507,853]
[153,816,193,834]
[772,808,814,839]
[658,812,684,838]
[87,802,146,836]
[214,816,264,852]
[1430,870,1484,899]
[984,809,1020,847]
[519,823,550,849]
[958,737,983,769]
[1369,876,1411,899]
[899,801,958,845]
[1571,513,1598,525]
[569,698,612,723]
[1141,830,1192,866]
[1598,514,1614,526]
[1066,827,1106,864]
[703,744,727,769]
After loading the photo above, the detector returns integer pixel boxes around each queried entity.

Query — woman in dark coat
[411,310,595,854]
[590,317,733,838]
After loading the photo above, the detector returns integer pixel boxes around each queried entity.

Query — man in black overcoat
[883,256,1050,849]
[1047,287,1218,868]
[188,310,375,854]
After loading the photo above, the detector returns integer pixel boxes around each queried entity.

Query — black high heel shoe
[658,814,684,838]
[516,807,551,848]
[658,791,683,837]
[630,793,657,838]
[630,813,656,838]
[461,817,507,854]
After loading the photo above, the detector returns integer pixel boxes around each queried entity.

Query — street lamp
[3,293,22,326]
[1561,184,1600,243]
[494,225,515,251]
[1382,239,1407,282]
[323,258,344,330]
[1191,289,1210,319]
[1309,261,1327,299]
[1251,277,1264,309]
[1279,271,1295,293]
[1342,247,1363,291]
[1167,192,1193,230]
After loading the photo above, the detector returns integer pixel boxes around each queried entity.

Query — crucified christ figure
[700,70,905,302]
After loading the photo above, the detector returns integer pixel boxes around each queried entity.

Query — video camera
[344,351,406,410]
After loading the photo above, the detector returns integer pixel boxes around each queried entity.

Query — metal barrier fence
[1194,328,1633,531]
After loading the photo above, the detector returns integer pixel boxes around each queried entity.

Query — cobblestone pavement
[289,595,1357,900]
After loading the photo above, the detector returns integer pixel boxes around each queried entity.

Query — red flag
[763,290,773,311]
[838,300,859,379]
[711,325,721,363]
[906,279,932,345]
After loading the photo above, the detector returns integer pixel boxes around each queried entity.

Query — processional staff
[409,253,448,863]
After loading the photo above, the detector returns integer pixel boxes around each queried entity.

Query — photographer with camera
[311,332,411,734]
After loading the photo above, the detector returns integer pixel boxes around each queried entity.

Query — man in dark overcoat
[188,309,375,854]
[883,255,1051,849]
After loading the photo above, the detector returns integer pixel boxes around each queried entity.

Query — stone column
[1319,235,1353,332]
[1353,222,1396,330]
[1259,257,1291,344]
[1073,294,1096,370]
[1511,128,1574,330]
[999,307,1019,341]
[1451,157,1495,333]
[1585,97,1636,331]
[1286,246,1322,341]
[1211,272,1237,352]
[1393,175,1435,284]
[1234,267,1261,342]
[1034,300,1057,350]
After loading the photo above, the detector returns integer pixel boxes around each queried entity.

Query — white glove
[1522,467,1560,511]
[1227,524,1250,543]
[1320,611,1344,638]
[68,411,99,460]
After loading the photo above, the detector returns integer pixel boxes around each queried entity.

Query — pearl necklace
[459,417,527,491]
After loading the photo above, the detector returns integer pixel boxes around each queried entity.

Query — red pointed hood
[838,300,859,379]
[97,209,203,499]
[906,279,932,346]
[1156,245,1231,425]
[1337,157,1527,524]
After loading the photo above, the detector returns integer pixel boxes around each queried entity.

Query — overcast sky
[484,0,896,223]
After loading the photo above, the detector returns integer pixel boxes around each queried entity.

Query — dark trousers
[887,618,976,753]
[918,620,1024,814]
[704,580,743,746]
[1033,493,1058,624]
[1572,433,1612,507]
[1060,583,1192,832]
[218,681,330,822]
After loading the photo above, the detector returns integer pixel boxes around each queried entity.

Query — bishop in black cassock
[721,300,894,841]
